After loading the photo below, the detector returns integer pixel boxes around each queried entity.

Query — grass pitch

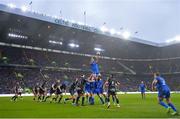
[0,94,179,118]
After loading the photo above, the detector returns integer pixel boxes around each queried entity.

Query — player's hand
[151,87,155,91]
[96,51,100,55]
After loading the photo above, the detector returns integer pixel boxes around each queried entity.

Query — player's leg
[158,96,169,109]
[166,98,178,115]
[75,96,80,106]
[89,93,95,105]
[38,96,41,101]
[75,90,81,106]
[85,92,89,103]
[33,92,37,101]
[72,93,77,105]
[44,93,52,102]
[141,92,143,99]
[58,94,63,103]
[11,94,18,101]
[11,93,16,101]
[51,94,58,102]
[38,93,42,101]
[81,93,85,106]
[42,92,45,101]
[97,91,105,104]
[64,90,72,103]
[165,91,178,115]
[143,92,146,99]
[84,90,90,104]
[114,94,120,107]
[88,92,92,104]
[107,93,111,108]
[103,93,108,103]
[112,95,116,105]
[19,93,23,100]
[14,96,18,101]
[44,89,54,102]
[64,95,75,104]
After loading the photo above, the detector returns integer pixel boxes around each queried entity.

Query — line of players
[10,52,179,115]
[10,72,179,115]
[32,73,120,108]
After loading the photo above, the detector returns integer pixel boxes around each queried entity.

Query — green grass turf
[0,94,179,118]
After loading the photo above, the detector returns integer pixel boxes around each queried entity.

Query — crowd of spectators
[0,68,180,94]
[1,46,180,94]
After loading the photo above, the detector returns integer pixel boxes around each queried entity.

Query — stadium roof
[0,3,179,47]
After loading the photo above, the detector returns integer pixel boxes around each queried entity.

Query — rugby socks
[11,96,17,101]
[72,98,75,104]
[52,97,56,102]
[11,96,15,100]
[116,97,119,104]
[107,97,110,102]
[58,96,63,103]
[42,96,45,100]
[65,98,70,101]
[14,96,18,101]
[86,95,89,103]
[76,96,80,105]
[44,96,50,101]
[99,97,104,104]
[38,96,41,101]
[104,97,108,103]
[97,95,104,104]
[168,103,177,112]
[89,96,92,104]
[82,97,85,105]
[112,96,115,103]
[159,101,169,109]
[91,97,94,104]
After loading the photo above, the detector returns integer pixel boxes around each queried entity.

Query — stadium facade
[0,3,180,94]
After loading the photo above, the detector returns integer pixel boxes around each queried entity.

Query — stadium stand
[1,4,180,94]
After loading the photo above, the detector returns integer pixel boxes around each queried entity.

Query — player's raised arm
[95,52,100,63]
[90,56,94,64]
[151,75,157,91]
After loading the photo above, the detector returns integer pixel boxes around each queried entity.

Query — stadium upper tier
[1,3,180,59]
[1,45,180,74]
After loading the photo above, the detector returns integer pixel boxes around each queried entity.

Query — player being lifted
[139,81,146,99]
[105,74,120,108]
[152,72,178,115]
[88,52,100,104]
[90,52,100,77]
